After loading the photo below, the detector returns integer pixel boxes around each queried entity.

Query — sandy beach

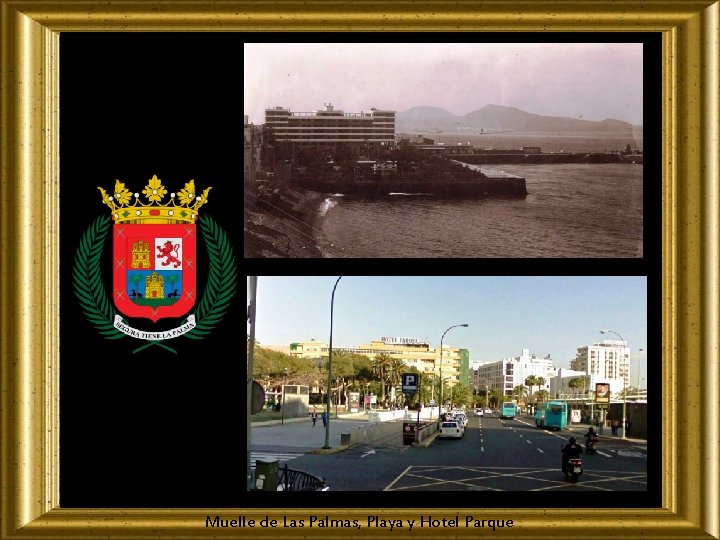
[244,187,339,258]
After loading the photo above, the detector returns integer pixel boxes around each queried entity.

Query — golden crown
[98,175,211,224]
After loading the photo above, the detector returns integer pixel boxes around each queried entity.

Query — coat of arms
[73,175,237,353]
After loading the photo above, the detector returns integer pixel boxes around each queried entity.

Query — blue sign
[402,373,420,393]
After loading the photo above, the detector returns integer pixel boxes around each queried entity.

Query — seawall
[295,176,527,197]
[453,153,637,165]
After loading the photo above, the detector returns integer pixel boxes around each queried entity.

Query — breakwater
[453,152,642,165]
[295,175,527,197]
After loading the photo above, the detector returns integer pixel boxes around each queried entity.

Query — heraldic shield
[113,223,196,322]
[99,175,211,324]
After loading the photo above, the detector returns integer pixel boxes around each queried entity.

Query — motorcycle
[585,435,599,455]
[561,446,584,482]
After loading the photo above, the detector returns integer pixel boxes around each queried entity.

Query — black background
[60,33,243,507]
[62,33,661,509]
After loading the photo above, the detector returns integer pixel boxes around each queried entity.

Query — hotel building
[285,337,469,388]
[570,339,630,389]
[472,349,559,397]
[264,103,396,146]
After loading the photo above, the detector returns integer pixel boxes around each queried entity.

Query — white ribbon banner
[114,314,196,341]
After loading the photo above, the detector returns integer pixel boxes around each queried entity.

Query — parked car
[438,420,464,439]
[454,413,468,427]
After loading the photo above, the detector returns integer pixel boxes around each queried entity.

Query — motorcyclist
[584,426,598,453]
[561,437,583,473]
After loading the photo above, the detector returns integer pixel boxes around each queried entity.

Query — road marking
[250,451,303,468]
[526,439,532,444]
[360,449,376,458]
[481,447,485,452]
[519,434,524,438]
[481,439,484,443]
[598,451,613,457]
[537,448,544,453]
[616,450,645,458]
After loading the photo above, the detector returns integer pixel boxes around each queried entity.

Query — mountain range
[396,104,637,133]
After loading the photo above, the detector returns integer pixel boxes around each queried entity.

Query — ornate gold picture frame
[1,1,718,538]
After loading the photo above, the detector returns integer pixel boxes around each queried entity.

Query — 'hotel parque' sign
[381,336,429,345]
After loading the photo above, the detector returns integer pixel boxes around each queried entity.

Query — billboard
[596,382,611,403]
[348,391,360,413]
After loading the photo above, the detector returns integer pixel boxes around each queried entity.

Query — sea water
[318,133,645,258]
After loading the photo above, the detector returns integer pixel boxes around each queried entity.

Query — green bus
[534,400,568,430]
[500,401,517,419]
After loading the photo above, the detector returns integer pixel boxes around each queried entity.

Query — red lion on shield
[157,240,181,268]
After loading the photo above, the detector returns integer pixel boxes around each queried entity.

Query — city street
[251,412,647,491]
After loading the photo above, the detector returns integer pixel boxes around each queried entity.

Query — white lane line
[598,451,613,457]
[526,439,532,444]
[537,448,544,453]
[481,447,485,452]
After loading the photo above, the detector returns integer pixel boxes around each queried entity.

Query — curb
[305,445,350,455]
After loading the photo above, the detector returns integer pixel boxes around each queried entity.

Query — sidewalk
[558,419,646,444]
[252,411,368,427]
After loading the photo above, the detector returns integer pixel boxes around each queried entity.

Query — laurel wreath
[72,214,237,343]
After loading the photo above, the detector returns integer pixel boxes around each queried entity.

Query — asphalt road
[251,413,647,492]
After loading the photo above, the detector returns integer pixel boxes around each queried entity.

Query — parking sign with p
[402,373,420,393]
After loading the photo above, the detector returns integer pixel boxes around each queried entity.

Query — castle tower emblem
[98,175,210,322]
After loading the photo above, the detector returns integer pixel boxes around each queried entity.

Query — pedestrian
[321,411,328,428]
[311,411,318,427]
[625,418,632,437]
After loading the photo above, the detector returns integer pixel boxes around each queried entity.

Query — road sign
[402,373,420,393]
[429,399,436,406]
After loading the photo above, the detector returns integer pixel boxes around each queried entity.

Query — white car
[484,408,492,414]
[475,408,484,417]
[454,413,468,427]
[438,420,464,439]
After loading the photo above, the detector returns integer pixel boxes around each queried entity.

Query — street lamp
[439,323,469,415]
[324,276,343,450]
[280,367,288,425]
[600,329,628,439]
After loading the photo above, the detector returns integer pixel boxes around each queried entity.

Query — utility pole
[247,277,258,491]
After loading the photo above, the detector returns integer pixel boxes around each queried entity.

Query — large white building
[265,103,396,145]
[570,340,630,387]
[472,349,559,397]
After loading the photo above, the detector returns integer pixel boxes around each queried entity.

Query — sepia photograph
[244,43,648,259]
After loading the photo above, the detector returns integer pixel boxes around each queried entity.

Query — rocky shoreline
[244,186,339,258]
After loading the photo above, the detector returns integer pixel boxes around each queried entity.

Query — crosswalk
[250,451,303,469]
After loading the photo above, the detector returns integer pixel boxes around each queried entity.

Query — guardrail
[277,463,328,491]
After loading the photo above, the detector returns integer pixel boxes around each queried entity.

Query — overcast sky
[244,43,643,125]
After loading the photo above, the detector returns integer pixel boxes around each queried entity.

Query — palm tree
[387,358,406,406]
[524,375,538,401]
[371,353,392,404]
[536,377,546,401]
[513,385,528,403]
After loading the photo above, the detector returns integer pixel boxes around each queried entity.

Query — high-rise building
[570,340,630,386]
[264,103,396,145]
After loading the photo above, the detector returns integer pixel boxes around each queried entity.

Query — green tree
[372,353,392,404]
[535,377,546,402]
[387,358,406,406]
[448,384,471,408]
[536,389,549,402]
[513,385,528,403]
[524,375,539,400]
